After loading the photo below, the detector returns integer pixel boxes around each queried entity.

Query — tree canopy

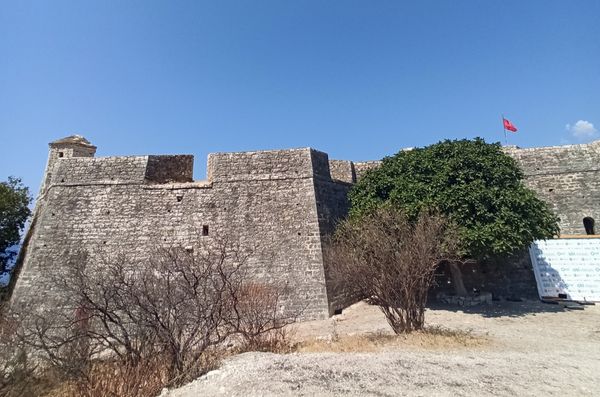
[349,138,559,260]
[0,177,32,274]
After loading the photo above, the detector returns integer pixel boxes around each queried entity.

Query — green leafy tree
[0,177,32,275]
[349,138,559,295]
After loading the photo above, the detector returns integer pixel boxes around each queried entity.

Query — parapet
[206,147,365,185]
[328,160,356,184]
[145,155,194,183]
[353,161,382,179]
[48,155,193,185]
[207,148,317,182]
[504,140,600,176]
[45,135,381,188]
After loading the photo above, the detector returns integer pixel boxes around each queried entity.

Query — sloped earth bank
[163,301,600,396]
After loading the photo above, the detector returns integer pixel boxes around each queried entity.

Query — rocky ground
[163,300,600,396]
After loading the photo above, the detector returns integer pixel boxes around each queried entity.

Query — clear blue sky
[1,1,599,194]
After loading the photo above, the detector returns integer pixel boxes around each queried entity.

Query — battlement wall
[328,160,356,184]
[506,141,600,235]
[48,155,194,186]
[145,155,194,183]
[207,148,316,182]
[353,161,382,179]
[505,141,600,176]
[48,147,364,188]
[12,136,600,322]
[12,143,350,321]
[50,156,149,184]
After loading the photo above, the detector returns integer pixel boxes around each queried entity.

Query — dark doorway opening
[583,217,595,235]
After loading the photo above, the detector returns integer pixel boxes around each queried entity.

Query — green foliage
[349,138,560,260]
[0,177,32,273]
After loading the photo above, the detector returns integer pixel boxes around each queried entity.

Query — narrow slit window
[58,152,64,158]
[202,225,209,236]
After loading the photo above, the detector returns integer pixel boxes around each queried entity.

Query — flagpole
[501,114,507,146]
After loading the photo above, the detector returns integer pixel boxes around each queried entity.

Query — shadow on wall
[430,251,540,302]
[426,249,571,318]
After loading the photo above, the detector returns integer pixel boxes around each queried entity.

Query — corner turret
[41,135,96,196]
[48,135,97,160]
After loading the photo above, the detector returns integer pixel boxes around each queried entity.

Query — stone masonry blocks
[10,137,600,320]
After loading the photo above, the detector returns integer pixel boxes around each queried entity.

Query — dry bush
[12,236,300,394]
[0,312,48,397]
[327,207,456,334]
[0,309,68,397]
[47,357,169,397]
[230,283,297,352]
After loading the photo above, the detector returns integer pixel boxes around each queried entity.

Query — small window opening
[184,246,194,253]
[583,217,595,235]
[58,152,64,158]
[333,308,343,315]
[202,225,209,236]
[176,194,184,202]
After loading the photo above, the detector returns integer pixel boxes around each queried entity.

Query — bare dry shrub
[327,207,456,334]
[0,309,70,397]
[50,357,169,397]
[0,312,48,397]
[14,235,301,393]
[230,283,297,352]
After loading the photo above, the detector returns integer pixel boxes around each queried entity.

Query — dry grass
[39,352,222,397]
[294,326,486,353]
[232,327,297,355]
[0,369,59,397]
[39,358,169,397]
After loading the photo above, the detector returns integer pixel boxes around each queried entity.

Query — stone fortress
[9,136,600,320]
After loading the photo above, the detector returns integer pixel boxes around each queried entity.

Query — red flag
[503,118,518,132]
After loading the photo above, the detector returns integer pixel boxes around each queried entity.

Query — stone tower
[40,135,97,198]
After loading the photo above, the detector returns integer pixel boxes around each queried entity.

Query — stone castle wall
[10,137,600,318]
[438,141,600,298]
[11,141,359,320]
[505,141,600,235]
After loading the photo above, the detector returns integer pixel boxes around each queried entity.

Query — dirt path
[164,300,600,396]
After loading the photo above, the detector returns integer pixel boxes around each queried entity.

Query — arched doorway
[583,217,595,235]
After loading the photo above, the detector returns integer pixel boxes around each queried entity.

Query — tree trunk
[448,261,468,296]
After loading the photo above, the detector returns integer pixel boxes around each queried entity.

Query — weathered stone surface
[10,138,600,319]
[505,141,600,235]
[12,141,356,320]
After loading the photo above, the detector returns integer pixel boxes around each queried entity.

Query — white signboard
[529,238,600,302]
